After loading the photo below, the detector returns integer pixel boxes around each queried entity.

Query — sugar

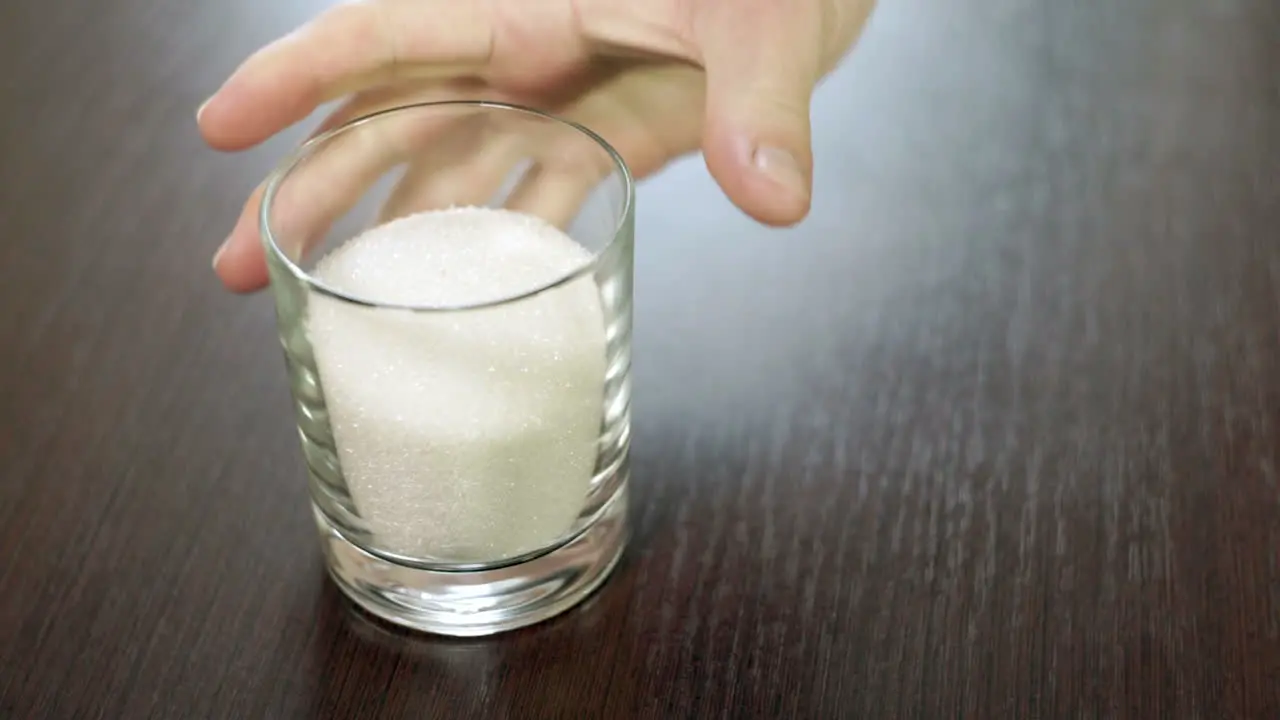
[306,207,605,563]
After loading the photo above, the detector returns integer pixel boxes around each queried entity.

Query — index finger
[197,0,496,151]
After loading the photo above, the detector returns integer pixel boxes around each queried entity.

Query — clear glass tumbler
[259,101,634,636]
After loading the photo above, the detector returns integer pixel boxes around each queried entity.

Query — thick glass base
[314,490,627,637]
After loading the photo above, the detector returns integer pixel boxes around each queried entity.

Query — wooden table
[3,0,1278,717]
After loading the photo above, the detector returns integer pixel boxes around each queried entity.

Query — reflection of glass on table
[259,101,634,637]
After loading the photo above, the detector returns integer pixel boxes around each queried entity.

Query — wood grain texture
[2,0,1279,717]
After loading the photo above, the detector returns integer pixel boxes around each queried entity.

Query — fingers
[366,110,589,233]
[212,87,477,293]
[213,185,271,293]
[208,56,703,294]
[198,0,497,151]
[502,164,596,230]
[503,63,703,228]
[694,0,824,227]
[376,122,526,223]
[567,62,703,180]
[369,63,701,239]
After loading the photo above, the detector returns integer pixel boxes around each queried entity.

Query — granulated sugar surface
[306,207,605,563]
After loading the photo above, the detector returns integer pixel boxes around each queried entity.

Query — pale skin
[197,0,877,292]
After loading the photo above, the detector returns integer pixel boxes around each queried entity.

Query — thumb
[697,4,823,226]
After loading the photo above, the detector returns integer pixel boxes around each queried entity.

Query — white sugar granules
[305,207,605,563]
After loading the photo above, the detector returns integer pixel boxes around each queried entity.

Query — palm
[319,58,706,221]
[512,60,706,181]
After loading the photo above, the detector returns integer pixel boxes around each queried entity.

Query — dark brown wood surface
[3,0,1279,717]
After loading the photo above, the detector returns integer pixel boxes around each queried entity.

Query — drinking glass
[259,101,634,636]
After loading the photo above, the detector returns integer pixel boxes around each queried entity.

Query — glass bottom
[314,488,628,637]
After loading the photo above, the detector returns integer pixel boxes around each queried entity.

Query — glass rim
[259,100,635,312]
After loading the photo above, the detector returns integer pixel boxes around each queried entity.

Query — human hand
[198,0,875,292]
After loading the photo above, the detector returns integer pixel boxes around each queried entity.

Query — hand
[198,0,875,292]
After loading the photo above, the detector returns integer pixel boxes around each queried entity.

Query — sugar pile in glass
[305,207,605,563]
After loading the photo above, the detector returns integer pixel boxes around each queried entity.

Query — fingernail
[212,239,228,270]
[196,97,211,123]
[752,145,806,195]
